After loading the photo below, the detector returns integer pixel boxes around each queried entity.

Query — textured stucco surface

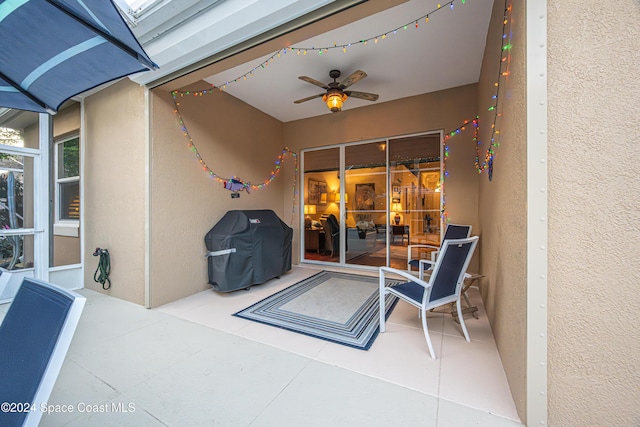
[477,1,527,421]
[547,1,640,426]
[149,88,286,307]
[84,80,147,305]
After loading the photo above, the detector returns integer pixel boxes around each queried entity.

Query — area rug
[233,270,399,350]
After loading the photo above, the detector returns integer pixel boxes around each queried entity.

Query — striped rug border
[233,271,398,350]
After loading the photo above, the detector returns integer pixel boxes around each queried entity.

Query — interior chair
[321,214,346,257]
[407,223,472,279]
[379,236,479,359]
[0,278,86,427]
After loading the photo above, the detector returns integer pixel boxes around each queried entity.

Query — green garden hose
[92,248,111,290]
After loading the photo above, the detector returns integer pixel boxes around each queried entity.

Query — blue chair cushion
[391,281,426,304]
[0,280,74,426]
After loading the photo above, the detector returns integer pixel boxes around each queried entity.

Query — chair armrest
[407,244,439,251]
[419,259,435,268]
[418,259,436,280]
[379,266,431,289]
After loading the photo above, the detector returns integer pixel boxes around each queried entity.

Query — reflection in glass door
[389,133,442,270]
[302,147,340,264]
[344,142,388,267]
[301,131,442,270]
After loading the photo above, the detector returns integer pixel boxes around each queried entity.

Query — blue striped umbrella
[0,0,157,114]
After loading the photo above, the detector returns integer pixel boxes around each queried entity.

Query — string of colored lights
[440,0,513,220]
[475,0,512,178]
[171,93,299,223]
[170,0,468,97]
[170,0,513,226]
[288,0,463,54]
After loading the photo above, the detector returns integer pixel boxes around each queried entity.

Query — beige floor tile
[161,265,520,423]
[15,265,522,426]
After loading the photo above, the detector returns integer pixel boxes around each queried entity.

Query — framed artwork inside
[318,181,327,205]
[355,183,375,211]
[308,179,319,205]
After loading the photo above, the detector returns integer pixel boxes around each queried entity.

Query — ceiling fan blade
[298,76,330,89]
[345,91,379,102]
[340,70,367,88]
[294,93,325,104]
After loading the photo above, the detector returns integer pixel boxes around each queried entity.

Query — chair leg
[462,289,473,308]
[420,307,436,359]
[456,299,471,342]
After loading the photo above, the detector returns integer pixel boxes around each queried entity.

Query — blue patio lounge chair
[0,278,85,427]
[379,236,479,359]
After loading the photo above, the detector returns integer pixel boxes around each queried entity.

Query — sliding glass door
[301,131,442,269]
[302,147,340,264]
[388,133,442,269]
[344,142,387,267]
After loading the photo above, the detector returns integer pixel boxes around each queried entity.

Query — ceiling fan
[294,69,379,112]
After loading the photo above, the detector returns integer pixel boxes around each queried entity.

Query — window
[54,136,80,235]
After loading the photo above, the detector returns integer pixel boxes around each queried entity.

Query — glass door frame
[300,130,443,269]
[299,143,342,267]
[344,138,389,267]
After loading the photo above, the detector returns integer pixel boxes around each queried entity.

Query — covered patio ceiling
[128,0,495,123]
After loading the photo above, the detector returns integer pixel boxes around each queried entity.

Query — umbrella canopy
[0,0,157,114]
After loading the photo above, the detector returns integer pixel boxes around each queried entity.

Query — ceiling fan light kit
[323,90,348,112]
[295,69,379,113]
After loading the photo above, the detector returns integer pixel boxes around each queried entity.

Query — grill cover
[205,210,292,292]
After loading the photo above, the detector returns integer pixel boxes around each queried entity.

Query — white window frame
[54,135,80,237]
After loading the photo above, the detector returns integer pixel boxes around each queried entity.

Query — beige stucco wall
[83,79,147,305]
[284,84,480,270]
[52,235,80,266]
[53,103,80,136]
[149,88,286,307]
[476,0,527,421]
[547,2,640,426]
